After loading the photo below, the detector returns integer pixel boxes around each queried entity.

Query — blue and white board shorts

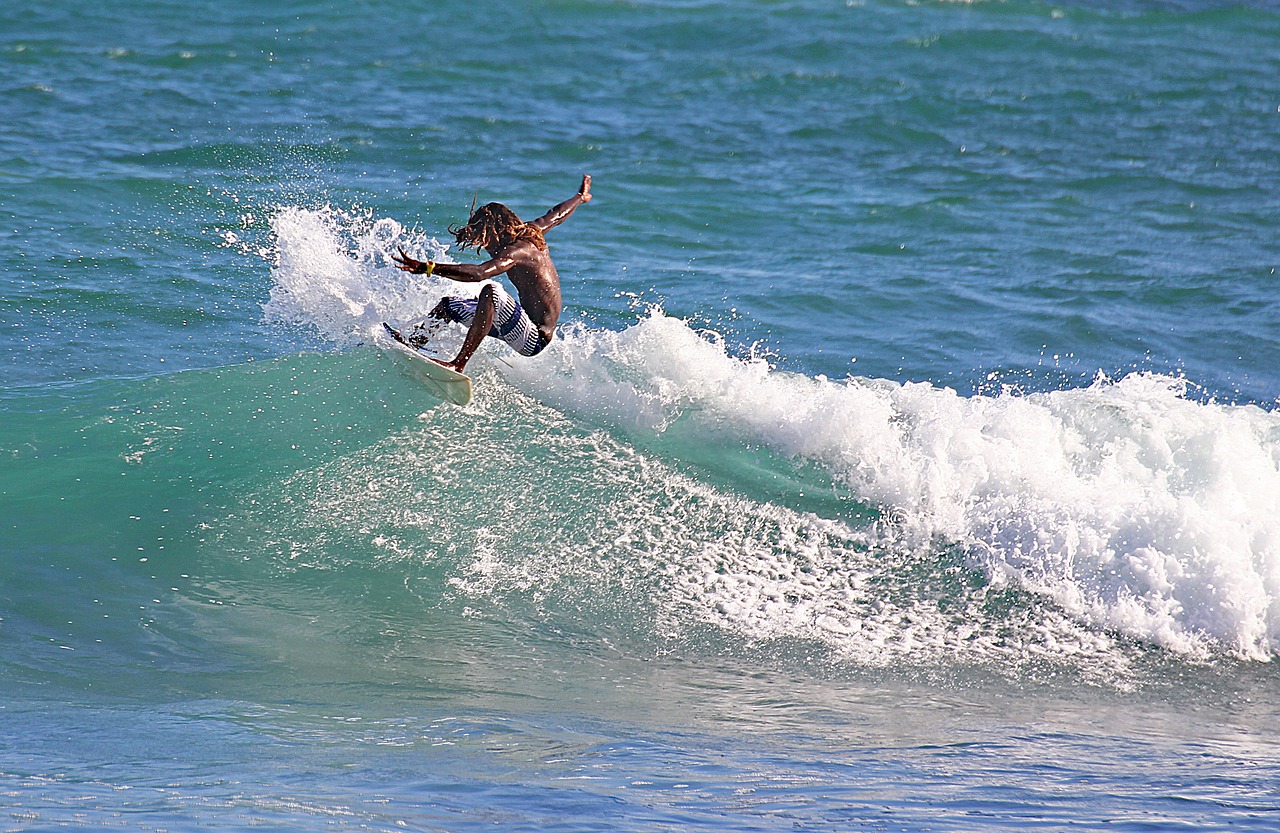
[438,283,550,357]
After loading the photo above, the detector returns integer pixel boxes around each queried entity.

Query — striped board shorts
[438,283,550,357]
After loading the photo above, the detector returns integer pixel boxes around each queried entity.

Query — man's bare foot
[428,356,466,373]
[405,321,435,348]
[383,322,410,345]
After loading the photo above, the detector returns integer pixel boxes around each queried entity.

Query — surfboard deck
[382,323,472,407]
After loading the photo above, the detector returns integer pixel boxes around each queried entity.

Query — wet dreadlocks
[449,202,548,253]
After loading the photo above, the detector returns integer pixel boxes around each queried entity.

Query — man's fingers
[392,247,416,270]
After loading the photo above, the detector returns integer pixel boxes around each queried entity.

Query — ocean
[2,0,1279,829]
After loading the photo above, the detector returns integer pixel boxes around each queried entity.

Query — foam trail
[504,311,1280,661]
[223,394,1125,679]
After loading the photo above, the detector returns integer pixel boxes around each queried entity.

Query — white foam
[264,206,1280,664]
[504,310,1280,661]
[263,205,461,345]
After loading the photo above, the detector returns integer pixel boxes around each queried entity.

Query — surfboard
[382,323,473,407]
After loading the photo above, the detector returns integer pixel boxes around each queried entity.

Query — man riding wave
[390,175,592,372]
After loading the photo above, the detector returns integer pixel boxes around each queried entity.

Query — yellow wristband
[425,261,435,277]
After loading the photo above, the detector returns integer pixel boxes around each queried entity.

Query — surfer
[390,175,592,372]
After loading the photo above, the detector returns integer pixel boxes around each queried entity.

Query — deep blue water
[3,1,1279,830]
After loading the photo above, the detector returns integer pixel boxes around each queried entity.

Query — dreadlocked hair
[448,202,548,253]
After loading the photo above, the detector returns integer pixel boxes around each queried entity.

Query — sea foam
[266,206,1280,663]
[507,313,1280,662]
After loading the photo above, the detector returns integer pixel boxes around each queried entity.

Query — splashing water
[263,204,458,345]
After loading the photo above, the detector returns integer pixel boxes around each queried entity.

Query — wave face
[249,205,1280,677]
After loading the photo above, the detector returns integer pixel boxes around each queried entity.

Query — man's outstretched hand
[579,174,592,203]
[393,247,433,274]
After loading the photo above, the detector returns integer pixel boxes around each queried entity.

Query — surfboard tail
[382,324,473,407]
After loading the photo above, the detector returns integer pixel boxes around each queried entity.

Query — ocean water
[3,0,1280,829]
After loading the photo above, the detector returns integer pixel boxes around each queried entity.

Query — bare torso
[489,239,562,344]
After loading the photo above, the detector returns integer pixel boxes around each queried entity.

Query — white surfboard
[382,323,473,407]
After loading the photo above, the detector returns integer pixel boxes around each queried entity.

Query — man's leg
[439,284,496,372]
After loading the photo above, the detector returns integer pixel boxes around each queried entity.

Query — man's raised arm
[530,175,592,233]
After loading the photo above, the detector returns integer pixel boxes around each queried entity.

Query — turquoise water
[4,0,1280,830]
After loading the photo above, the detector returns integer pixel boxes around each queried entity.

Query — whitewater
[263,203,1280,672]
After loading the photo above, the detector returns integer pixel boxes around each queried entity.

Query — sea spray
[263,205,455,346]
[212,372,1129,682]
